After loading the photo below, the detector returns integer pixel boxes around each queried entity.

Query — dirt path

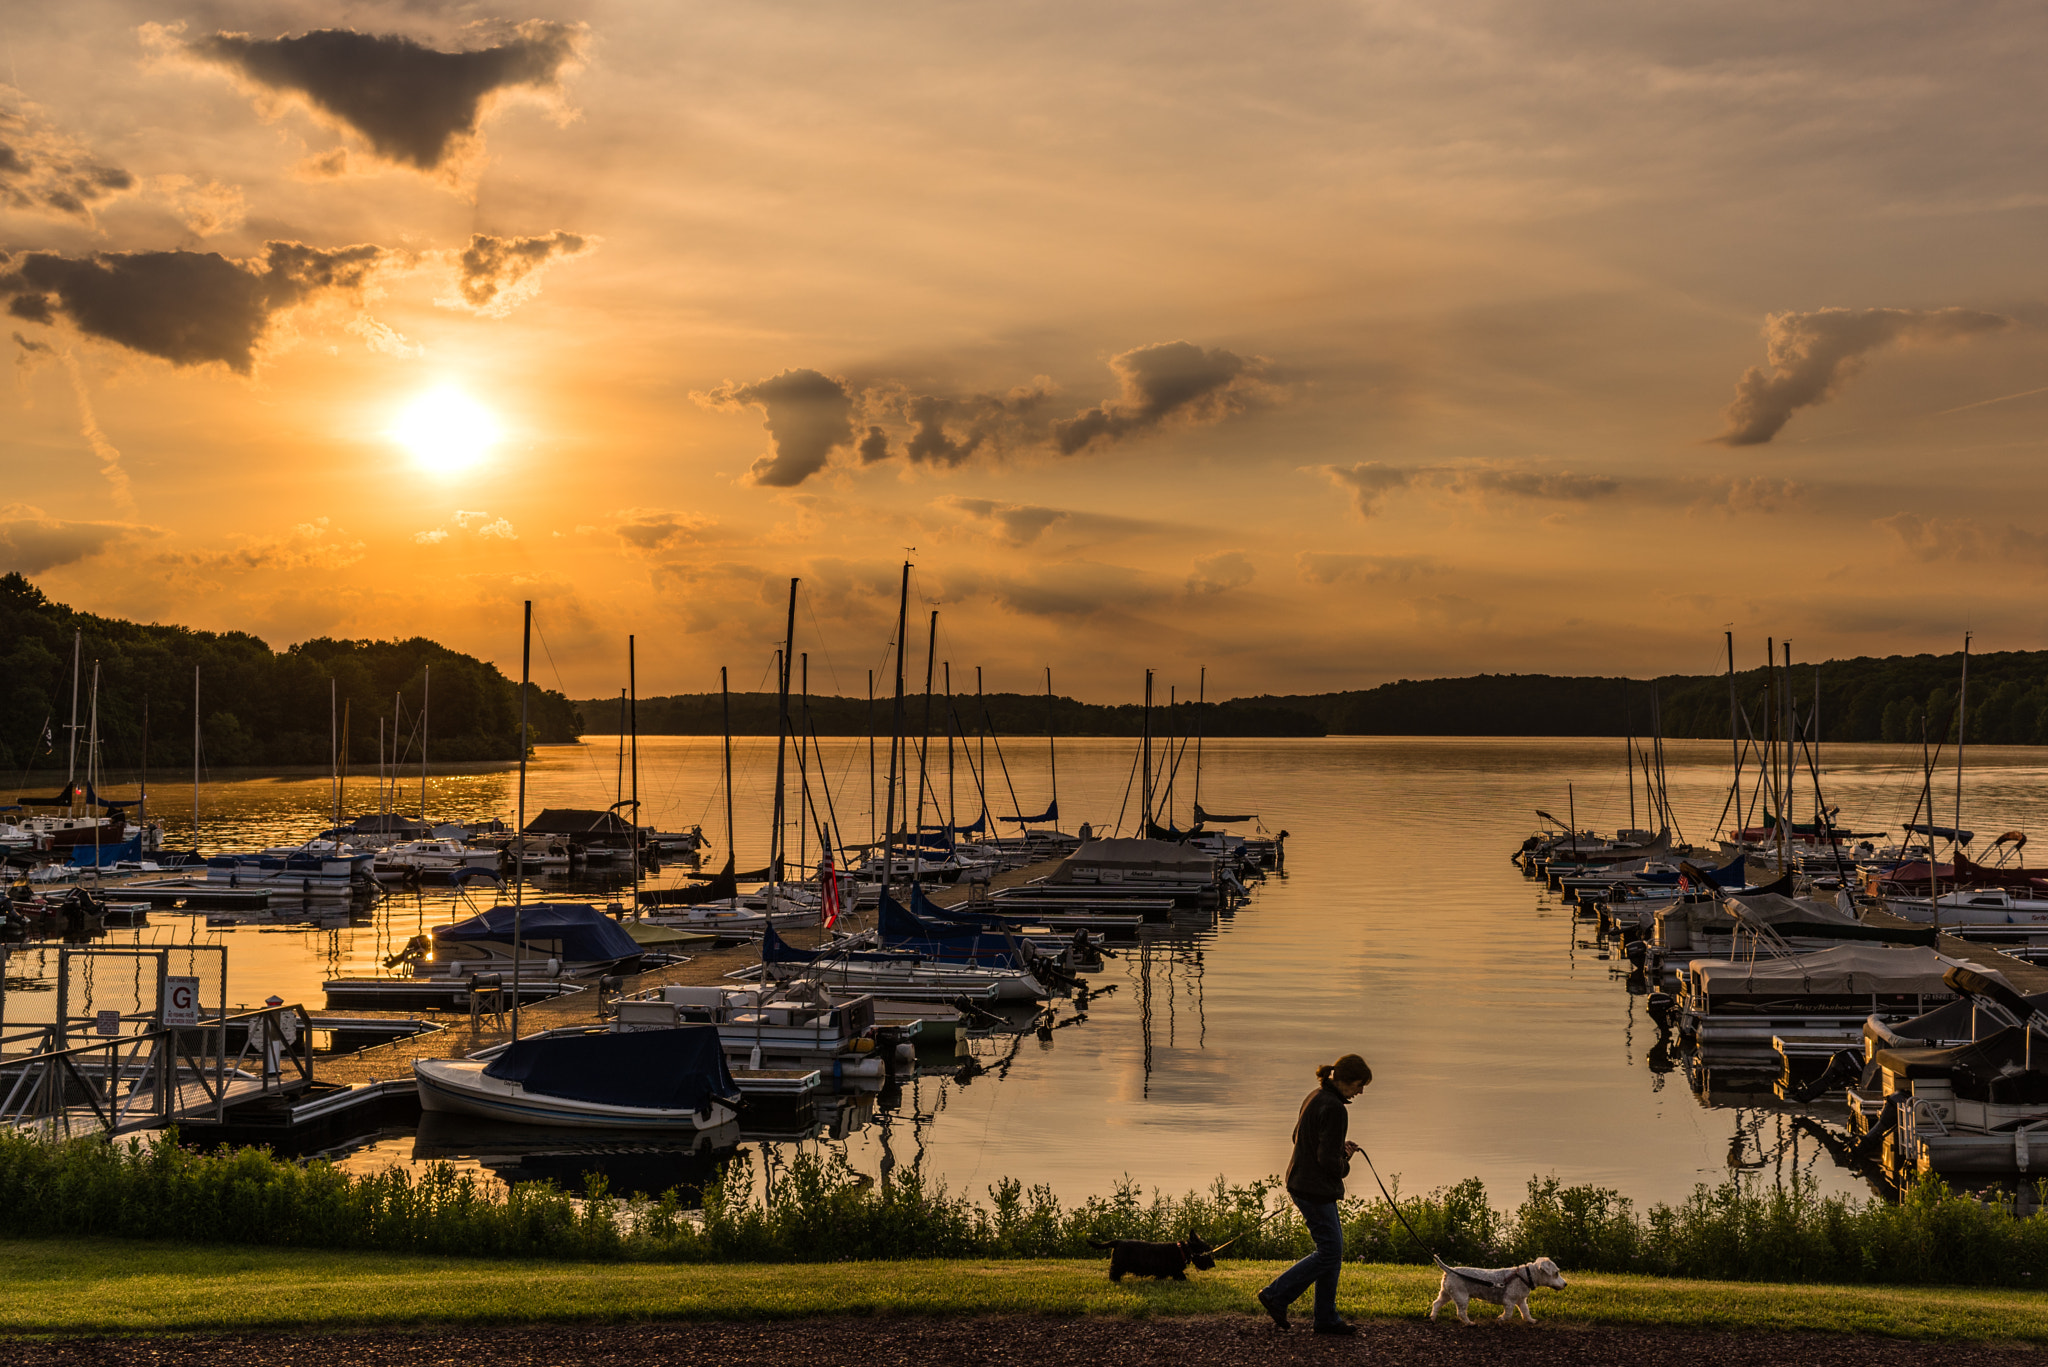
[11,1315,2042,1365]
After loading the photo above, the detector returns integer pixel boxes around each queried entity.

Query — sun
[390,387,502,475]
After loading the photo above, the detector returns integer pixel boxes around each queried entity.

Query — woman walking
[1257,1053,1372,1335]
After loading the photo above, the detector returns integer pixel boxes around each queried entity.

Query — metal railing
[0,1003,313,1138]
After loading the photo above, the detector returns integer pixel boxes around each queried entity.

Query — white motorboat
[414,1025,741,1130]
[1884,888,2048,928]
[373,839,503,881]
[621,984,891,1083]
[757,924,1049,1001]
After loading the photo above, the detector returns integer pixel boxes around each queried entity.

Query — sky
[4,1,2046,703]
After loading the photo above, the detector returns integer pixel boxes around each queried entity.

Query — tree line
[1249,648,2029,742]
[0,574,581,781]
[578,692,1327,737]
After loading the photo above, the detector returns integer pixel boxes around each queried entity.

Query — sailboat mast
[420,665,429,818]
[1141,670,1154,830]
[192,665,200,843]
[1780,640,1791,871]
[513,601,531,1035]
[66,627,80,814]
[721,667,735,870]
[1725,631,1738,836]
[87,662,100,861]
[1625,683,1636,831]
[1046,666,1058,828]
[798,652,809,874]
[1956,632,1970,859]
[867,670,876,845]
[771,578,798,882]
[1192,667,1204,821]
[918,610,938,853]
[944,661,955,832]
[629,634,640,912]
[881,561,910,905]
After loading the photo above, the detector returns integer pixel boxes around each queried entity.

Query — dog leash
[1206,1204,1287,1256]
[1355,1144,1446,1267]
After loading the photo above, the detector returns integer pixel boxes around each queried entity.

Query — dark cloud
[0,241,390,372]
[0,96,134,223]
[176,22,584,173]
[1186,549,1255,596]
[1321,461,1423,516]
[857,425,891,463]
[699,369,855,487]
[943,496,1069,545]
[0,506,151,573]
[891,382,1052,468]
[1053,341,1264,454]
[454,230,590,315]
[1716,306,2011,445]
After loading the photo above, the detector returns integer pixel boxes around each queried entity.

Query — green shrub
[2,1127,2045,1284]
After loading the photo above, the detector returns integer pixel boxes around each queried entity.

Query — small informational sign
[162,975,200,1027]
[94,1009,121,1036]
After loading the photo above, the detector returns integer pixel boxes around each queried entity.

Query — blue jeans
[1262,1197,1344,1325]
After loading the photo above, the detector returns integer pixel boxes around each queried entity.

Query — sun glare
[390,387,502,475]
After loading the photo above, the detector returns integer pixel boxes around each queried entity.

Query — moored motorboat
[414,1025,741,1129]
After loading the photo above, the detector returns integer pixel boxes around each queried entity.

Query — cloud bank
[709,341,1262,487]
[0,505,150,572]
[1052,341,1265,455]
[169,22,585,175]
[0,241,391,372]
[1716,306,2011,445]
[701,368,855,487]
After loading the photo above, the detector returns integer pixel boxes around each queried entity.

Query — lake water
[13,734,2047,1209]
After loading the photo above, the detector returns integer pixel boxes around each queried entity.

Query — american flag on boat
[818,854,840,928]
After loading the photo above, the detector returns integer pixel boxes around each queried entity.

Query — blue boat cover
[1000,799,1057,825]
[66,837,141,867]
[760,922,922,965]
[436,903,641,961]
[876,891,1025,968]
[483,1026,739,1110]
[1634,852,1747,887]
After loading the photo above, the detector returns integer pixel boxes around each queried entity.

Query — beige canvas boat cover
[1690,944,2012,998]
[1723,891,1862,926]
[1049,838,1218,882]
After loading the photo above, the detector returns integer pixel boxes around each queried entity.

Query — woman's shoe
[1312,1320,1358,1336]
[1256,1289,1290,1330]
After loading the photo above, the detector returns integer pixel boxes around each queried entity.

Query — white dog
[1428,1256,1568,1324]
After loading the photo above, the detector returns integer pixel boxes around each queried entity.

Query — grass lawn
[3,1240,2043,1341]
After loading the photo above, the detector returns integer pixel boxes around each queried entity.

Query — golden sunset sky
[4,3,2044,700]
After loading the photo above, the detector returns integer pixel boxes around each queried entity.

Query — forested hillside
[586,646,2029,744]
[1252,648,2028,742]
[0,574,581,776]
[579,692,1325,737]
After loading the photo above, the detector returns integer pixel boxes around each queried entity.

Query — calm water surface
[16,735,2048,1207]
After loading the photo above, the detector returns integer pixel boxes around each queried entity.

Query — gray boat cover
[1690,944,2012,998]
[483,1026,739,1110]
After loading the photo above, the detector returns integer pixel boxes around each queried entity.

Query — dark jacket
[1285,1081,1351,1202]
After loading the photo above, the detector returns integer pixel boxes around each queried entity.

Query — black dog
[1088,1234,1217,1281]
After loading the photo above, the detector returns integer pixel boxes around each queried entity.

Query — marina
[14,721,2048,1207]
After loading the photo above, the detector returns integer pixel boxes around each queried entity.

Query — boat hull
[413,1059,738,1130]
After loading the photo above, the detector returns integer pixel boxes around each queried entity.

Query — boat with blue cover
[414,1025,742,1130]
